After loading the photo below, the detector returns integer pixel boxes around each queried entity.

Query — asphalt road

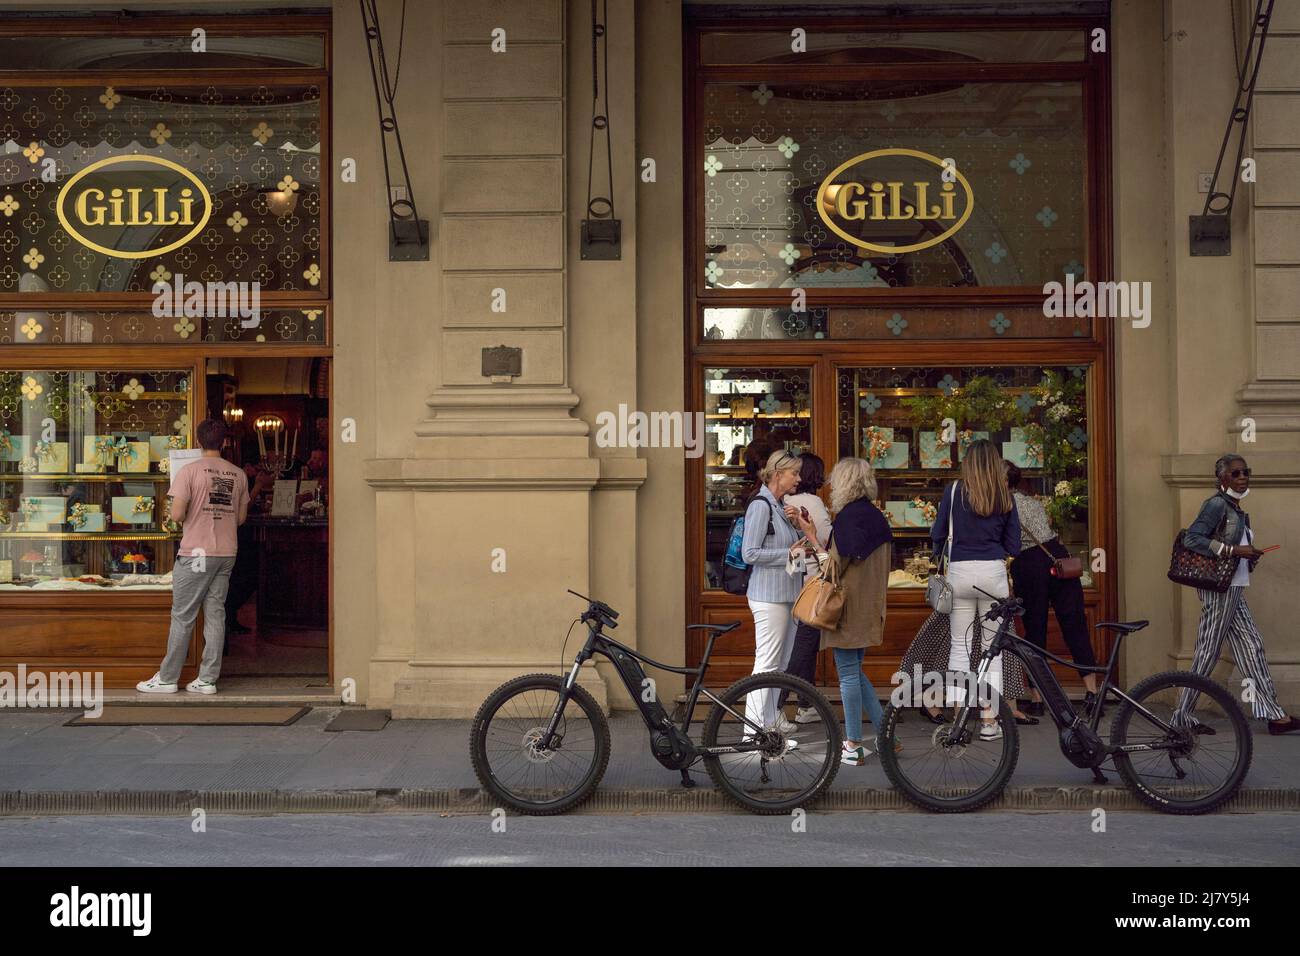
[0,811,1295,866]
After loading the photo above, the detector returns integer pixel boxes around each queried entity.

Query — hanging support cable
[580,0,621,260]
[1190,0,1274,256]
[359,0,429,261]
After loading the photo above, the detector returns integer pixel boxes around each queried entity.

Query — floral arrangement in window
[911,496,938,525]
[1047,478,1088,529]
[0,428,12,457]
[863,425,893,466]
[17,456,37,474]
[19,497,39,525]
[168,434,185,449]
[131,496,154,515]
[68,502,89,530]
[116,439,140,469]
[94,436,120,461]
[33,439,53,462]
[902,375,1022,434]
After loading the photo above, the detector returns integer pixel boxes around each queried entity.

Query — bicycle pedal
[679,770,697,789]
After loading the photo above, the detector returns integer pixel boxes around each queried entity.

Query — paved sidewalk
[0,708,1297,814]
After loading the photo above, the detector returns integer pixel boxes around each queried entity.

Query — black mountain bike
[470,591,842,815]
[879,588,1252,814]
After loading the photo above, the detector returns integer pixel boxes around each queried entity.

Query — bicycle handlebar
[972,585,1025,622]
[568,589,619,628]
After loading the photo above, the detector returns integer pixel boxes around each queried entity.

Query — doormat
[325,709,391,732]
[65,705,310,727]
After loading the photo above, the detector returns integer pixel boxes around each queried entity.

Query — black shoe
[1084,691,1105,719]
[1268,716,1300,736]
[1015,714,1040,726]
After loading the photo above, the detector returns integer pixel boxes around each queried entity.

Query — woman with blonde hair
[740,448,805,735]
[931,439,1021,740]
[791,456,893,764]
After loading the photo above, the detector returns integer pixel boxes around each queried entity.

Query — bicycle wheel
[878,681,1019,813]
[701,673,840,814]
[1111,670,1252,815]
[469,673,611,816]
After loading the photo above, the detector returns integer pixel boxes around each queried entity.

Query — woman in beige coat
[792,457,893,765]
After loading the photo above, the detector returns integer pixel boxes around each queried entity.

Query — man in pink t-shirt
[137,418,249,696]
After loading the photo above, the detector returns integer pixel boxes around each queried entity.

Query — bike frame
[537,618,775,756]
[958,612,1189,756]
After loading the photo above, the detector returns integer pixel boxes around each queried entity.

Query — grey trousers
[160,554,238,684]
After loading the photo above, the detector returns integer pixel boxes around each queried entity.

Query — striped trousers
[1174,587,1286,724]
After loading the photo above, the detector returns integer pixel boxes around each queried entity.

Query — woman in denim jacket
[1174,454,1299,734]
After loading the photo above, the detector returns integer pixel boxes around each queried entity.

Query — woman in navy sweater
[931,439,1021,739]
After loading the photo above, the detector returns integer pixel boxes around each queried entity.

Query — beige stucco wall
[322,0,1298,714]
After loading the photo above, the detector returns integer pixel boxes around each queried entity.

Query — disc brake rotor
[521,726,558,764]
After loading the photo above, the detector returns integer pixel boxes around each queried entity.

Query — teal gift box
[1004,427,1044,467]
[111,496,155,525]
[918,431,953,469]
[863,426,909,469]
[0,432,31,463]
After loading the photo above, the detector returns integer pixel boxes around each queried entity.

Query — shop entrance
[204,357,330,686]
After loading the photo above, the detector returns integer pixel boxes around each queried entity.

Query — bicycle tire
[469,673,611,816]
[701,673,841,815]
[878,693,1020,813]
[1110,670,1252,815]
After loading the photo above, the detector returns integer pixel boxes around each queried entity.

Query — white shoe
[794,706,822,724]
[979,723,1003,741]
[186,678,217,695]
[773,714,800,736]
[841,743,874,765]
[136,673,178,694]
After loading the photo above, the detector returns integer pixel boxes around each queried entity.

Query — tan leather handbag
[793,547,845,629]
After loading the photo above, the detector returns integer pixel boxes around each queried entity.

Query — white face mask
[1223,486,1250,500]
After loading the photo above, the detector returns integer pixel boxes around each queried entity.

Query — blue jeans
[832,647,884,744]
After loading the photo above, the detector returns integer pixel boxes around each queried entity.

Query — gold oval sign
[56,154,212,260]
[815,148,974,255]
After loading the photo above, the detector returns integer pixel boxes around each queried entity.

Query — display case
[0,368,191,591]
[837,364,1091,589]
[702,366,813,589]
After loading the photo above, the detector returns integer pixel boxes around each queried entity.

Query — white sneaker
[979,723,1003,741]
[186,678,217,695]
[773,714,800,736]
[841,743,874,765]
[794,706,822,724]
[136,673,178,694]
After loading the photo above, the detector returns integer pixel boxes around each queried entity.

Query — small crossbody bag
[925,482,958,615]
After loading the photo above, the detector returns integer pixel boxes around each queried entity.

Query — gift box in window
[863,426,908,469]
[68,502,106,533]
[0,430,31,465]
[19,496,67,529]
[957,430,990,461]
[34,440,69,474]
[114,440,151,474]
[78,436,116,473]
[918,431,953,469]
[1002,426,1045,468]
[111,496,155,525]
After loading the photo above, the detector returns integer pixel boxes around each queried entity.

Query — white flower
[1054,481,1072,497]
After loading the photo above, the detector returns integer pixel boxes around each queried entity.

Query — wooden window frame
[683,14,1116,688]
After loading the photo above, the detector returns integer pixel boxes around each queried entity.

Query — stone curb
[0,787,1297,816]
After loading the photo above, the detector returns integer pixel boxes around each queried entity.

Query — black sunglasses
[1229,468,1251,478]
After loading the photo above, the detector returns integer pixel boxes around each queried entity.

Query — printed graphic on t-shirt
[208,474,235,508]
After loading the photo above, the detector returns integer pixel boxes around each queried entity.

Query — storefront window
[0,82,324,296]
[0,367,190,590]
[702,366,812,589]
[699,29,1085,65]
[703,303,1089,341]
[835,364,1091,587]
[700,79,1085,297]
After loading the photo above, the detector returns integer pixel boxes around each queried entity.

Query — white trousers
[746,599,797,730]
[945,560,1008,709]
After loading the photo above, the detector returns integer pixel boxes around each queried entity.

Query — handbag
[1168,504,1237,592]
[925,482,957,614]
[1024,526,1084,579]
[793,539,846,629]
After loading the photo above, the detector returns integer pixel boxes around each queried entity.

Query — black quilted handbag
[1167,529,1236,593]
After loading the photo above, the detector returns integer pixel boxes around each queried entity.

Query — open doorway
[204,357,330,684]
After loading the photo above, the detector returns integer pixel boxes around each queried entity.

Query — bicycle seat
[1095,620,1149,635]
[687,622,740,634]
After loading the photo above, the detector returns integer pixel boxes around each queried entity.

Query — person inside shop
[137,418,249,696]
[1004,462,1100,717]
[1174,454,1299,734]
[224,462,275,643]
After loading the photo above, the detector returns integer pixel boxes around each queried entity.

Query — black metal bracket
[581,0,620,260]
[359,0,429,262]
[1190,0,1274,256]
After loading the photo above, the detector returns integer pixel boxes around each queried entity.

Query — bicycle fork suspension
[538,658,584,750]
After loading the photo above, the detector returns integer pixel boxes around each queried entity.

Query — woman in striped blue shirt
[741,449,804,734]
